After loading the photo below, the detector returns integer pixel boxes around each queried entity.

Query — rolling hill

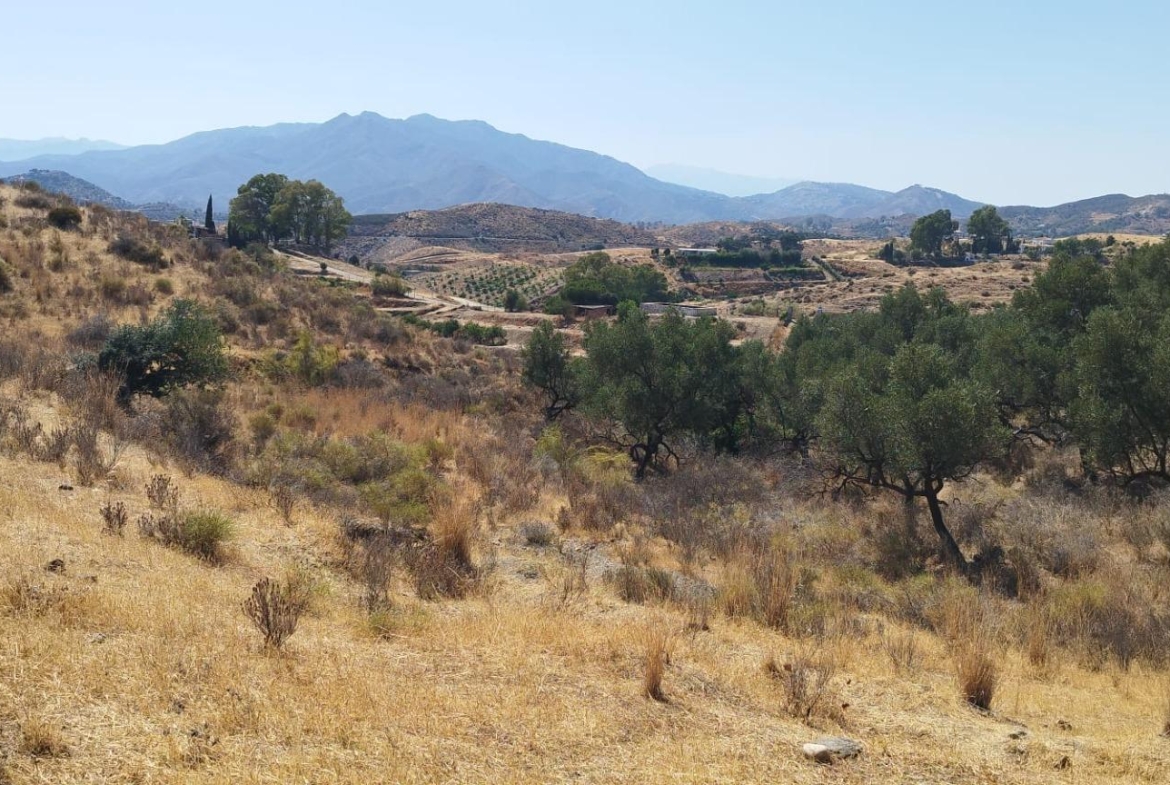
[1,169,134,209]
[1000,194,1170,237]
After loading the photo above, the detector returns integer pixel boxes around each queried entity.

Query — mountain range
[644,164,799,197]
[0,112,984,224]
[0,137,124,161]
[0,113,1166,236]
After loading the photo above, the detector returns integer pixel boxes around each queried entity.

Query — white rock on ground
[801,736,863,764]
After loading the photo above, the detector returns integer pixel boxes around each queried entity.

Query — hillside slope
[0,185,1169,783]
[1000,193,1170,236]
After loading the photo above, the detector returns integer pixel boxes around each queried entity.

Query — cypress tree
[205,194,216,233]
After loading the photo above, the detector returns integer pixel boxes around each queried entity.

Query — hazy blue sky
[5,1,1168,205]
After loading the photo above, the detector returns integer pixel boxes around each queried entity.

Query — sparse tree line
[905,205,1020,262]
[227,173,352,253]
[523,237,1170,576]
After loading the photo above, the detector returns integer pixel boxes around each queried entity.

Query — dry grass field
[1,184,1169,783]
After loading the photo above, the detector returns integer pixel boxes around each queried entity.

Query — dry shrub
[683,589,713,633]
[71,423,124,486]
[560,448,637,532]
[757,543,798,630]
[642,625,674,702]
[519,520,557,548]
[145,473,180,511]
[361,539,396,612]
[2,574,58,616]
[99,499,127,536]
[59,367,123,432]
[1044,575,1170,670]
[549,551,588,608]
[608,564,675,604]
[867,505,934,580]
[642,457,770,560]
[764,642,842,724]
[162,388,237,475]
[244,577,306,649]
[1024,600,1054,672]
[995,496,1103,579]
[268,480,298,525]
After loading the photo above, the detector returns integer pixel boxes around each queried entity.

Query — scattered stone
[801,736,863,764]
[58,483,73,491]
[1056,719,1073,732]
[45,558,65,574]
[1009,729,1028,740]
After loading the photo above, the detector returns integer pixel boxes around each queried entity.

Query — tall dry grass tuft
[718,540,800,631]
[641,625,673,702]
[881,628,922,674]
[1025,600,1054,673]
[939,586,1000,711]
[18,714,70,759]
[411,494,489,600]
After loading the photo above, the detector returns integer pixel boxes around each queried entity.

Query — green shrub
[99,299,228,403]
[371,274,409,297]
[154,277,175,295]
[46,206,82,230]
[178,510,235,560]
[109,235,168,269]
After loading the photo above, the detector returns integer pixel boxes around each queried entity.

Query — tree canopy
[560,252,671,306]
[228,174,352,252]
[909,209,958,258]
[966,205,1011,254]
[521,235,1170,574]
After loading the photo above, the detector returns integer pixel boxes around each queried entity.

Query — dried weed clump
[764,641,844,725]
[244,577,308,649]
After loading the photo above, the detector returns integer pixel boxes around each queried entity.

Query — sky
[4,0,1169,206]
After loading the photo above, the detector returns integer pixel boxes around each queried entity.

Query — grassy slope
[2,425,1168,784]
[0,185,1168,783]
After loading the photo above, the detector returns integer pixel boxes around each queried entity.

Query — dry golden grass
[2,424,1169,783]
[3,187,1170,783]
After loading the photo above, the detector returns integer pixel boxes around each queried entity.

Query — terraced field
[413,260,565,308]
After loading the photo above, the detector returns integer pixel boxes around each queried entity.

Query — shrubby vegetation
[556,251,671,307]
[526,236,1170,574]
[402,314,506,346]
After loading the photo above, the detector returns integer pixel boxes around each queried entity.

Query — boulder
[802,736,863,764]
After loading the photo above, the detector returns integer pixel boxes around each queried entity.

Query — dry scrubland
[0,185,1169,783]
